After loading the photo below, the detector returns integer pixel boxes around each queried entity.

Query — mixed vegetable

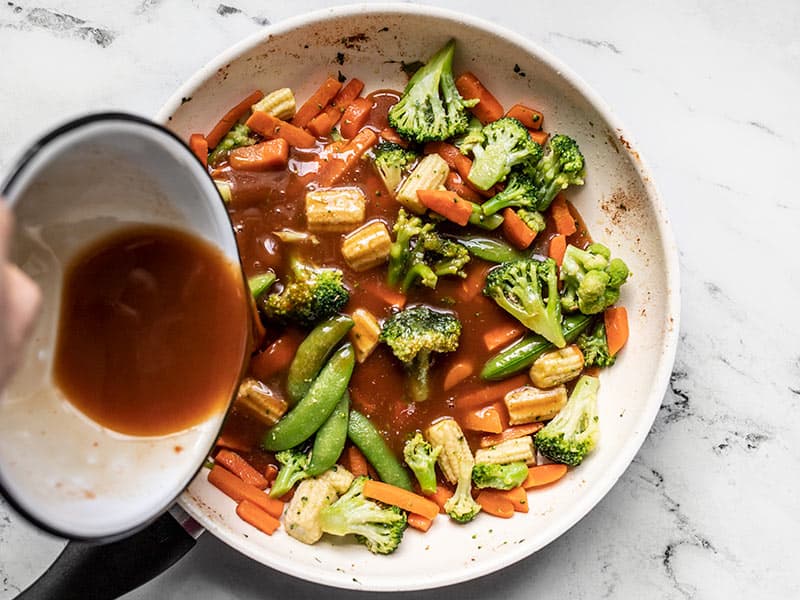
[188,39,631,554]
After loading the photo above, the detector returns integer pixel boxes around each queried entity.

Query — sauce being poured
[53,226,249,437]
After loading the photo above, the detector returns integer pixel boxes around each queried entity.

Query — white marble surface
[1,1,798,598]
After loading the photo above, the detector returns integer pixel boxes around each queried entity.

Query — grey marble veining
[1,1,798,598]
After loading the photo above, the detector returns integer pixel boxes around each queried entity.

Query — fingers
[3,263,41,355]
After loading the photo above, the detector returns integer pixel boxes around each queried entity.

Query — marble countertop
[1,1,798,598]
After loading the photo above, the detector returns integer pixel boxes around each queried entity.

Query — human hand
[0,202,41,389]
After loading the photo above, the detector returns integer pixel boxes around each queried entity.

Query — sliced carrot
[189,133,208,167]
[264,464,279,483]
[523,464,568,489]
[206,90,265,149]
[506,103,544,131]
[482,323,525,352]
[307,78,365,137]
[480,423,543,449]
[416,189,473,226]
[208,465,284,518]
[363,480,440,521]
[407,513,433,532]
[316,128,378,187]
[550,196,577,236]
[360,277,406,309]
[291,76,342,128]
[424,141,461,169]
[455,373,528,408]
[245,111,316,148]
[461,404,504,434]
[379,126,408,147]
[604,306,629,356]
[501,486,529,513]
[215,450,269,489]
[502,207,537,249]
[344,445,369,477]
[427,484,454,512]
[214,433,251,454]
[457,262,491,302]
[455,72,504,124]
[228,138,288,171]
[339,97,373,139]
[476,490,515,518]
[528,130,549,146]
[443,361,474,391]
[549,234,567,266]
[249,330,303,381]
[306,111,338,138]
[236,499,281,535]
[445,171,482,202]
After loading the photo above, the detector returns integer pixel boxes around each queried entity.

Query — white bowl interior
[160,5,679,591]
[0,117,244,540]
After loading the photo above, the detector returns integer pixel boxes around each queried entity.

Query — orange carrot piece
[208,465,284,518]
[228,138,288,171]
[306,111,338,138]
[236,499,281,535]
[476,490,515,518]
[523,464,569,489]
[506,103,544,131]
[416,189,473,226]
[379,126,408,147]
[549,234,567,266]
[249,331,302,381]
[443,361,474,391]
[482,323,525,352]
[214,433,251,454]
[316,128,378,187]
[264,464,279,483]
[427,485,454,512]
[424,141,461,169]
[502,207,537,249]
[461,405,504,434]
[363,480,440,521]
[340,97,373,139]
[189,133,208,167]
[360,277,406,308]
[331,78,365,109]
[215,449,269,489]
[291,76,342,128]
[206,90,265,149]
[550,196,577,236]
[500,486,529,513]
[528,130,549,146]
[345,445,369,477]
[604,306,629,356]
[456,373,529,408]
[445,171,482,202]
[480,423,543,449]
[455,72,504,124]
[306,78,365,137]
[407,513,433,532]
[246,111,316,148]
[457,262,491,302]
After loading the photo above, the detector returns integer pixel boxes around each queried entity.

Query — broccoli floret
[454,116,485,155]
[484,258,566,347]
[479,171,539,216]
[535,375,600,466]
[388,40,477,143]
[259,258,349,327]
[472,461,529,490]
[466,117,543,190]
[269,447,311,498]
[403,433,441,495]
[525,134,585,210]
[380,306,461,402]
[208,123,258,165]
[446,470,482,523]
[372,142,418,193]
[319,476,407,554]
[560,243,630,315]
[516,208,546,233]
[576,320,616,368]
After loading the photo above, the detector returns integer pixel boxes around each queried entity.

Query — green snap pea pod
[454,236,526,263]
[286,315,354,405]
[263,343,355,451]
[347,410,413,491]
[481,314,594,380]
[248,272,276,299]
[306,392,350,476]
[468,205,504,230]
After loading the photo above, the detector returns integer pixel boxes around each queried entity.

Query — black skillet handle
[17,510,197,600]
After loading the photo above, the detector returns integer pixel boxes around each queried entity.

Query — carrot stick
[424,142,461,169]
[214,433,251,454]
[249,330,303,381]
[550,196,577,236]
[523,464,569,489]
[416,189,473,226]
[306,111,337,138]
[291,76,342,128]
[457,262,491,302]
[229,138,289,171]
[345,445,369,477]
[549,234,567,266]
[455,373,529,408]
[379,126,408,147]
[307,78,365,137]
[427,485,454,512]
[479,423,543,449]
[316,128,377,187]
[215,449,269,489]
[363,480,440,521]
[236,499,281,535]
[455,72,504,124]
[339,97,373,139]
[245,111,316,148]
[407,513,433,532]
[506,103,544,131]
[604,306,629,355]
[461,404,504,434]
[445,171,482,202]
[482,323,525,352]
[476,490,515,518]
[208,465,284,518]
[502,208,537,249]
[500,486,529,513]
[264,464,279,483]
[206,90,265,149]
[528,130,549,146]
[189,133,208,167]
[443,361,474,391]
[360,277,406,309]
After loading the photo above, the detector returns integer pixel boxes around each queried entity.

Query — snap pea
[468,205,504,230]
[263,343,355,451]
[248,272,276,299]
[286,314,354,405]
[454,236,526,263]
[306,392,350,477]
[347,410,413,491]
[480,314,594,380]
